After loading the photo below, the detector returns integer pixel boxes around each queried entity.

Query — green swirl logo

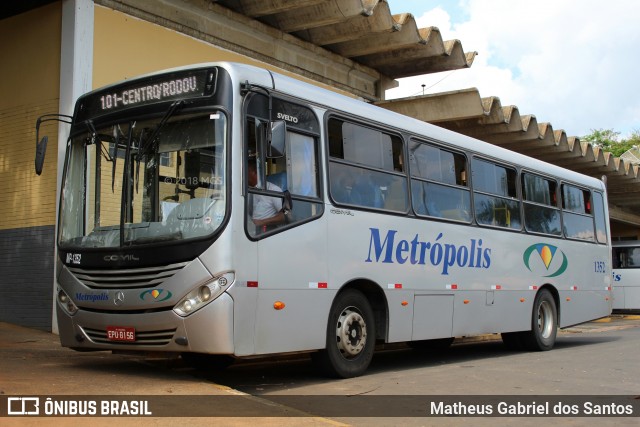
[139,289,172,302]
[523,243,568,277]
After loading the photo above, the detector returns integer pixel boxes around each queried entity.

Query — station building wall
[0,3,61,330]
[0,2,301,331]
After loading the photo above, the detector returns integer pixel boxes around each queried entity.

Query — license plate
[106,326,135,342]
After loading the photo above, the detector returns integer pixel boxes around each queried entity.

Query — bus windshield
[59,111,227,249]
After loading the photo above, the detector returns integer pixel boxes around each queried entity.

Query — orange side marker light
[273,301,285,310]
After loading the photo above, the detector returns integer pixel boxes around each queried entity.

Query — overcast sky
[386,0,640,139]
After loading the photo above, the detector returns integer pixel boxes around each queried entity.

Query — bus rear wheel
[521,289,557,351]
[312,289,375,378]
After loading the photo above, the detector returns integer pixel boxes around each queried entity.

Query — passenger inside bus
[247,159,285,233]
[351,173,384,208]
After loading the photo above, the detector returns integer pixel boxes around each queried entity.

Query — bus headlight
[57,288,78,315]
[173,272,235,317]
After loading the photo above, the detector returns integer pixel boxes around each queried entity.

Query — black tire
[312,289,375,378]
[181,352,234,371]
[521,289,557,351]
[408,337,454,351]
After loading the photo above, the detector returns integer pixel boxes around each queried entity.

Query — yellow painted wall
[93,5,347,92]
[0,4,346,232]
[0,3,61,230]
[93,5,259,89]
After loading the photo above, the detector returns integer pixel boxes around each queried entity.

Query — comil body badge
[523,243,568,277]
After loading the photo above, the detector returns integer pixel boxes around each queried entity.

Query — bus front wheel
[312,289,375,378]
[521,289,557,351]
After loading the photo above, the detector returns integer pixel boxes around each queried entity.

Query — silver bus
[39,62,612,378]
[612,241,640,310]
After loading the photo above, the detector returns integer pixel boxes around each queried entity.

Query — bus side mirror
[34,113,73,175]
[35,136,48,176]
[267,120,286,159]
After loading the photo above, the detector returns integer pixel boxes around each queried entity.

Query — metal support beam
[609,205,640,227]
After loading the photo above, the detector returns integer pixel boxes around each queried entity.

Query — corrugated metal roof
[215,0,476,79]
[15,0,640,226]
[214,0,639,224]
[377,90,640,220]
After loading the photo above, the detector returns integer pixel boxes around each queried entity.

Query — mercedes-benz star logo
[113,291,125,306]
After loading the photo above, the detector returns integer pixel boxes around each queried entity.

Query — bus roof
[85,61,606,192]
[261,65,605,192]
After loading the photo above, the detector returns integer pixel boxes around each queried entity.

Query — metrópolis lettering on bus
[365,228,491,275]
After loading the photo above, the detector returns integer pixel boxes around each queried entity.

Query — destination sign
[99,76,199,110]
[76,68,216,121]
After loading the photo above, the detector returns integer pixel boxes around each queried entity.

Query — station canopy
[7,0,640,225]
[218,0,639,225]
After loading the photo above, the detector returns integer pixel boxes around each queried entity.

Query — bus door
[244,95,327,354]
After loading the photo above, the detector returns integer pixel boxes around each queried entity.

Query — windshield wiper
[135,100,184,192]
[136,100,184,162]
[112,126,121,192]
[120,122,136,247]
[85,120,114,163]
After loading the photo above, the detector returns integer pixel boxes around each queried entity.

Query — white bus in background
[612,241,640,310]
[36,62,612,378]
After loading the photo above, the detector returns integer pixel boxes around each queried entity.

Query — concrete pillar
[53,0,94,333]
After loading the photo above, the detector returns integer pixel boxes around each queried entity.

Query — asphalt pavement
[0,321,341,425]
[1,315,639,425]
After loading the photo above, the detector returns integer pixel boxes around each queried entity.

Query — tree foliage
[582,128,640,157]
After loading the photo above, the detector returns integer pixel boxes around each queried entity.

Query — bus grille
[82,327,177,346]
[67,262,188,289]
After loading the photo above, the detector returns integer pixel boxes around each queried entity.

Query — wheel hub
[537,300,553,339]
[336,307,367,358]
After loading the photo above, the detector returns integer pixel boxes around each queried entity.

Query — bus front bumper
[56,292,235,355]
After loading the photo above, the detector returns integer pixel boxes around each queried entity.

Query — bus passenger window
[521,173,561,236]
[472,159,521,230]
[330,162,389,209]
[616,247,640,268]
[561,184,595,241]
[328,118,408,212]
[409,140,470,222]
[592,192,608,244]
